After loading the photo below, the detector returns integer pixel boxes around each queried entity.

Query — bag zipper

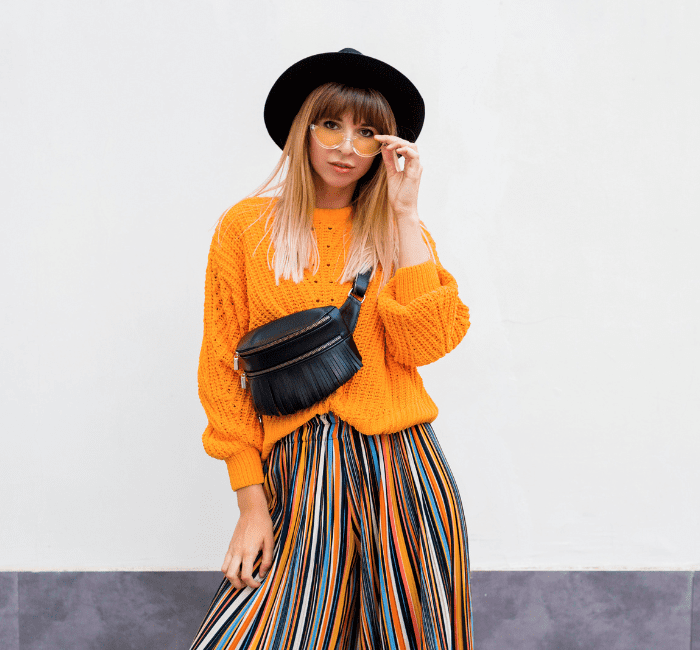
[236,314,332,372]
[240,335,343,387]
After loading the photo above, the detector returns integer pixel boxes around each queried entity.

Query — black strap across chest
[339,269,372,334]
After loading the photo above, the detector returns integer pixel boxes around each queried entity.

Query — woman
[191,48,474,650]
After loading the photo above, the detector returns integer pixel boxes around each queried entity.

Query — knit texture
[198,197,471,491]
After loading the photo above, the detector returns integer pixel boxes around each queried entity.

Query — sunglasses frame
[309,123,382,158]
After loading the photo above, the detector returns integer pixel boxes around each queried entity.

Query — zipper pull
[240,373,246,389]
[234,351,239,371]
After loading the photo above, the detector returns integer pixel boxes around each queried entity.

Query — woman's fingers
[395,147,420,163]
[260,531,274,579]
[375,134,414,145]
[374,135,418,160]
[375,134,418,154]
[222,531,246,588]
[225,550,263,589]
[226,554,244,589]
[240,553,260,589]
[221,548,232,574]
[386,142,417,153]
[222,508,274,590]
[376,136,419,166]
[381,145,401,174]
[381,145,421,177]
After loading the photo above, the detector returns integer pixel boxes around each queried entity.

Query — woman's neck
[314,180,356,209]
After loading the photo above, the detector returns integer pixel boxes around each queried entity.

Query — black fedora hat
[264,47,425,150]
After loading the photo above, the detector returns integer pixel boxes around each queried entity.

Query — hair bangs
[310,84,395,135]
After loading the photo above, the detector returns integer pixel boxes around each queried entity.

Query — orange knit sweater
[198,197,470,491]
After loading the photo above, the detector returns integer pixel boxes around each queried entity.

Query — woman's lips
[330,162,353,174]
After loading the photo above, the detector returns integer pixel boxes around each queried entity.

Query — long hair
[227,82,402,287]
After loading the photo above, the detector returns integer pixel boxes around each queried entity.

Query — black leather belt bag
[234,270,371,417]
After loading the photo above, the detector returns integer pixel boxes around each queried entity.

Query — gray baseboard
[1,571,697,649]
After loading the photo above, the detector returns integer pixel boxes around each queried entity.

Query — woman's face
[308,111,378,198]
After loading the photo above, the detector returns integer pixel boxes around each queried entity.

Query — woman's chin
[318,176,357,192]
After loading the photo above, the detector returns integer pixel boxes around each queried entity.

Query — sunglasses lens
[354,136,381,156]
[313,123,344,148]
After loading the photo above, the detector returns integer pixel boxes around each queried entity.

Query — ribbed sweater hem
[394,260,441,305]
[226,447,264,492]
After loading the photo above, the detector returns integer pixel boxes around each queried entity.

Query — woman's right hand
[222,483,274,589]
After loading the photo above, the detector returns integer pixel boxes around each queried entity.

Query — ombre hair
[222,82,404,287]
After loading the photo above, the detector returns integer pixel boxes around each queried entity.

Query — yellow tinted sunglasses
[309,122,383,157]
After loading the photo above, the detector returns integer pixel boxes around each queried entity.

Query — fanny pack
[234,270,371,417]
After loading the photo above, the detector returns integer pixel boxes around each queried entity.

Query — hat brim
[264,50,425,150]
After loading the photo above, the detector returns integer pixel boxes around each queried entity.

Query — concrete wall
[1,0,698,570]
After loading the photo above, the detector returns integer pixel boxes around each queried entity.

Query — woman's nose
[338,137,354,155]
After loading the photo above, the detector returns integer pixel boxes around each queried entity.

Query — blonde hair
[223,82,403,287]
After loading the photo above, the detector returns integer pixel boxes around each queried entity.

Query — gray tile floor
[470,572,693,650]
[13,572,222,650]
[692,572,700,650]
[0,573,19,650]
[0,571,695,649]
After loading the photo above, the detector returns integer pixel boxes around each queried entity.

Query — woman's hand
[222,483,274,589]
[374,134,423,220]
[375,134,430,267]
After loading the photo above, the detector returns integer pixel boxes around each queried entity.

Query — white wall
[1,0,698,570]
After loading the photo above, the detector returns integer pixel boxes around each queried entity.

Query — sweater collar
[313,205,353,226]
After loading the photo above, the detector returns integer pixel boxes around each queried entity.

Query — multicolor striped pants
[190,413,474,650]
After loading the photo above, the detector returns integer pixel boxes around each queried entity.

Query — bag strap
[339,269,372,333]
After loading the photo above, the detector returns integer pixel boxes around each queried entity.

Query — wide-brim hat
[264,47,425,150]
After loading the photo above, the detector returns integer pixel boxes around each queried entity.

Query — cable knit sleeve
[198,213,265,492]
[377,226,470,367]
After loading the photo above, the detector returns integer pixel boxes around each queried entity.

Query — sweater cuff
[225,447,264,492]
[394,260,440,306]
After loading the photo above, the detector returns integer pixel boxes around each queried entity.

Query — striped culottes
[190,413,474,650]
